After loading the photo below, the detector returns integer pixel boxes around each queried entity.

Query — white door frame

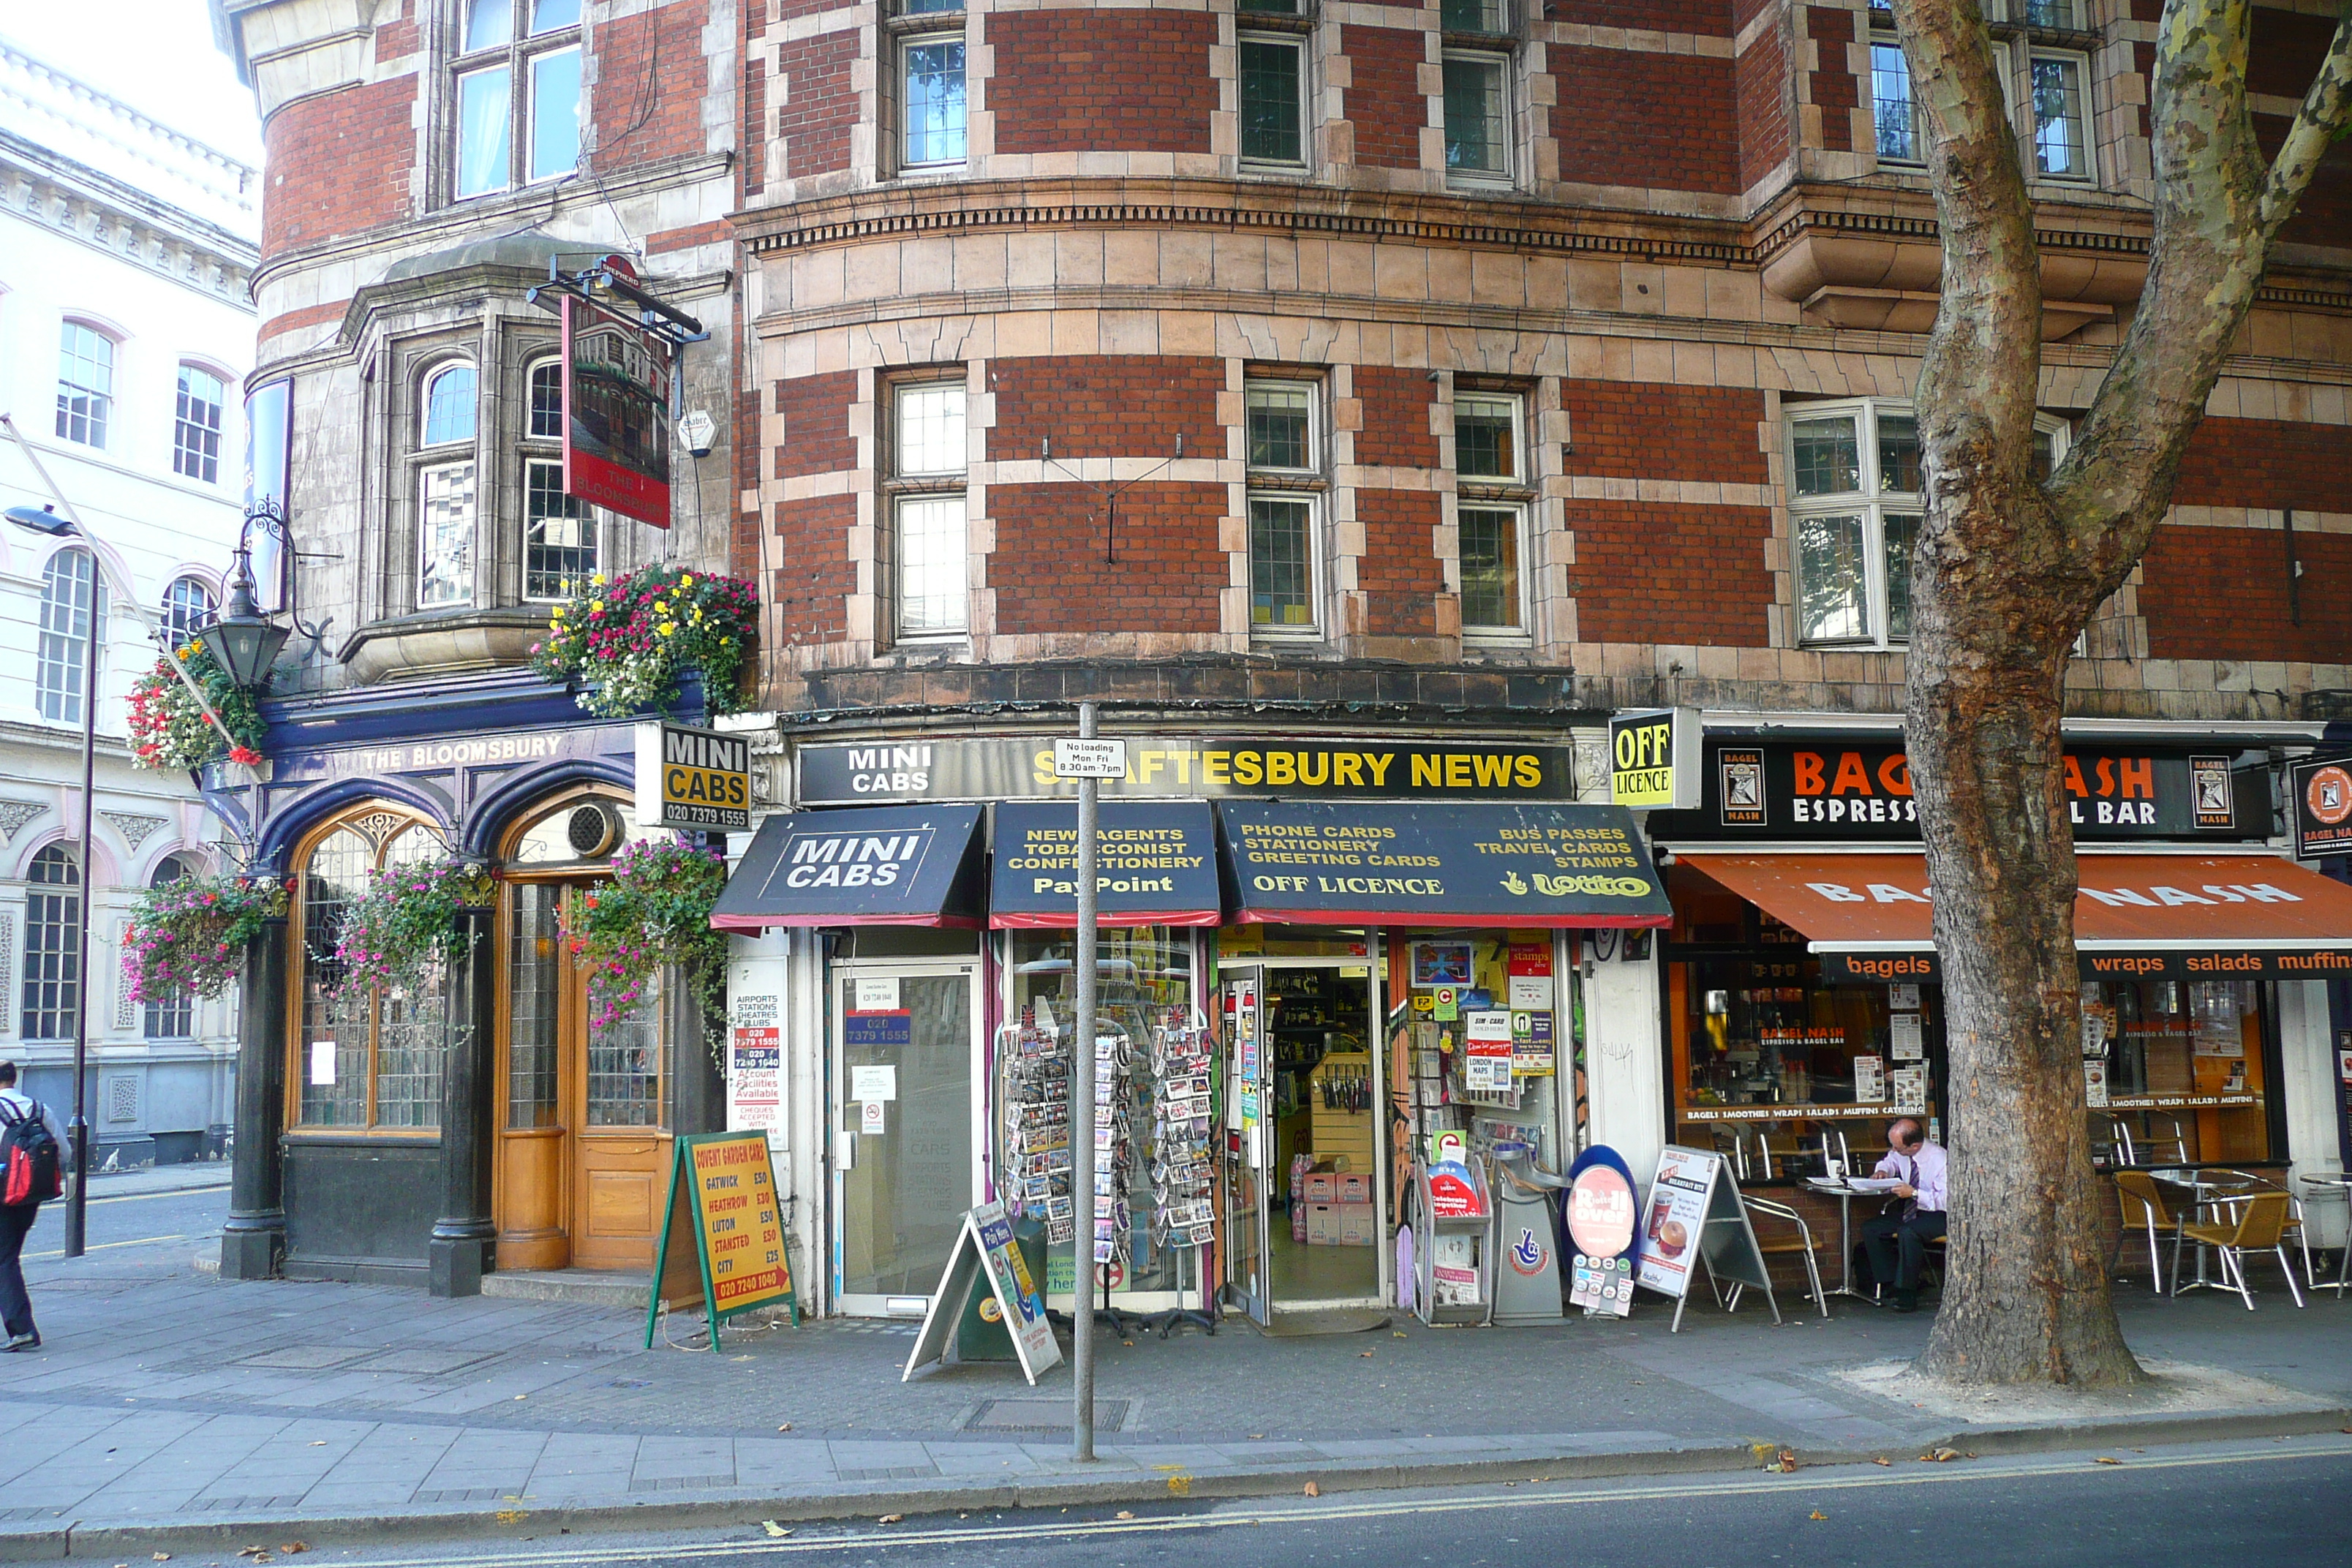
[826,956,984,1319]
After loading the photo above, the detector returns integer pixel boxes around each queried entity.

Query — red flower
[229,745,265,766]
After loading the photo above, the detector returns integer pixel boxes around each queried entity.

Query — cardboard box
[1303,1202,1342,1245]
[1303,1172,1339,1204]
[1336,1172,1373,1205]
[1337,1201,1377,1245]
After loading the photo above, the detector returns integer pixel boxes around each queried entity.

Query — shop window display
[999,929,1204,1301]
[2080,978,2274,1165]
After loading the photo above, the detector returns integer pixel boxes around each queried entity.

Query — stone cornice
[0,131,257,306]
[734,176,2352,316]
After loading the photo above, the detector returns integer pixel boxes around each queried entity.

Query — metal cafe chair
[2105,1117,2138,1167]
[2140,1114,2190,1167]
[1732,1194,1830,1318]
[2110,1169,2186,1294]
[1711,1126,1752,1183]
[2175,1191,2306,1310]
[2213,1169,2318,1290]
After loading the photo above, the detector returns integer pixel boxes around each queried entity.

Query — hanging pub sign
[796,735,1578,804]
[562,276,673,527]
[1648,741,2264,843]
[2291,755,2352,859]
[1607,708,1700,810]
[635,720,751,831]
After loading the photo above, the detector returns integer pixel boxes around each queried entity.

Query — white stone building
[0,40,258,1164]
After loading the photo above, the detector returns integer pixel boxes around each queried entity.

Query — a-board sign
[636,720,752,831]
[1635,1145,1777,1332]
[646,1132,796,1349]
[903,1200,1063,1385]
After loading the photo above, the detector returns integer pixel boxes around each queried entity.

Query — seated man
[1858,1116,1947,1313]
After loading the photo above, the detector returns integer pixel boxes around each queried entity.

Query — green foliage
[529,565,758,719]
[123,873,286,1003]
[565,834,729,1033]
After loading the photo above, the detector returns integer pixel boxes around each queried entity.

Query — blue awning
[712,805,987,930]
[990,801,1221,928]
[1216,800,1672,928]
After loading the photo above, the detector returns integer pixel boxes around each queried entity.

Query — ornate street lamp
[197,538,290,689]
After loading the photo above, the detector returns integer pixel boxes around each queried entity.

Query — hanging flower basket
[330,859,497,1000]
[127,644,268,771]
[122,873,287,1003]
[563,834,729,1033]
[529,565,758,720]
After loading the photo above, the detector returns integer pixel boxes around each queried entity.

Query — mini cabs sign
[636,720,752,831]
[646,1131,796,1349]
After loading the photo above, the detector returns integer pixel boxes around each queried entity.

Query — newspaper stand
[1411,1139,1495,1327]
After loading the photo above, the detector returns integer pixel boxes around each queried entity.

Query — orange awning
[1678,852,2352,981]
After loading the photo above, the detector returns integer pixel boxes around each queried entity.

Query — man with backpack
[0,1063,69,1352]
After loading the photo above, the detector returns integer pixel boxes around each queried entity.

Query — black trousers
[1860,1209,1947,1293]
[0,1202,36,1338]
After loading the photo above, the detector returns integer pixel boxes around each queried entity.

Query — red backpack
[1,1100,62,1207]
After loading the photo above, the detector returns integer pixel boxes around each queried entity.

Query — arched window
[527,356,564,440]
[174,364,227,482]
[293,812,449,1129]
[56,322,116,448]
[161,577,216,643]
[421,362,478,446]
[20,845,80,1041]
[36,549,105,723]
[143,854,198,1039]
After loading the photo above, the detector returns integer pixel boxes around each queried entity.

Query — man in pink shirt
[1860,1116,1948,1313]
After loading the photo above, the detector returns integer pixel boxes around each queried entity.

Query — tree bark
[1890,0,2352,1386]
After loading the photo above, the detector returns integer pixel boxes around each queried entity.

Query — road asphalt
[0,1183,2345,1561]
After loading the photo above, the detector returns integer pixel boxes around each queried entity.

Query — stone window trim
[1243,376,1328,642]
[886,9,969,180]
[1237,28,1314,173]
[879,372,973,649]
[173,360,233,485]
[440,0,586,210]
[2024,46,2097,186]
[55,317,120,451]
[1448,384,1536,644]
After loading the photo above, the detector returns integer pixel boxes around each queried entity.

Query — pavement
[1,1186,2347,1559]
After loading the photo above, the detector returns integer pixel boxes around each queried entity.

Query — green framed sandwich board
[645,1131,798,1349]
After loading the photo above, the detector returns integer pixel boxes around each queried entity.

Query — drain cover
[965,1398,1128,1433]
[236,1346,372,1369]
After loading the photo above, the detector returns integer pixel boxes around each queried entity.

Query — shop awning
[1217,800,1672,928]
[710,805,987,930]
[990,801,1221,928]
[1677,851,2352,980]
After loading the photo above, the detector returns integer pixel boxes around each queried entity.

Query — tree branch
[2258,9,2352,238]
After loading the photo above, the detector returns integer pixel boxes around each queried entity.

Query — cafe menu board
[1634,1145,1719,1300]
[645,1131,796,1350]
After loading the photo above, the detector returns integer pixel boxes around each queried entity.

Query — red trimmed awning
[1677,851,2352,981]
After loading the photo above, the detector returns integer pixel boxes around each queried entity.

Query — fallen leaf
[761,1522,790,1539]
[514,1395,527,1401]
[2094,1457,2122,1466]
[309,1441,327,1448]
[1115,1510,1134,1520]
[1303,1482,1319,1498]
[1921,1447,1959,1463]
[1872,1458,1891,1467]
[1359,1351,1373,1358]
[1774,1449,1799,1474]
[1392,1330,1407,1338]
[878,1515,902,1525]
[154,1556,170,1562]
[777,1423,793,1432]
[1248,1433,1264,1440]
[281,1547,308,1556]
[1809,1511,1828,1521]
[1123,1339,1136,1346]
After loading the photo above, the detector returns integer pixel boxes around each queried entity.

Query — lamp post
[4,502,99,1258]
[196,533,290,690]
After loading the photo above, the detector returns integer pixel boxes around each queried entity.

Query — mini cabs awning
[1217,800,1672,928]
[990,801,1221,929]
[710,805,987,930]
[1677,851,2352,981]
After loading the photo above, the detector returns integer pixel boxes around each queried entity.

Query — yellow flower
[589,600,603,614]
[653,599,668,615]
[658,621,676,637]
[591,573,607,587]
[690,607,704,623]
[680,573,694,587]
[176,644,194,661]
[550,604,566,619]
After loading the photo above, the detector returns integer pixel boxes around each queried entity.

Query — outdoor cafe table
[2147,1166,2262,1295]
[1801,1175,1902,1304]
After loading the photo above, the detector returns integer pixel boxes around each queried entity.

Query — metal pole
[1071,702,1098,1462]
[65,556,97,1259]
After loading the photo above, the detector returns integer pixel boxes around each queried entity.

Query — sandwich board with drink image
[1634,1145,1777,1331]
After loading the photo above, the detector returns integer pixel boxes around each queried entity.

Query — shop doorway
[829,959,984,1316]
[493,797,673,1273]
[1221,961,1383,1321]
